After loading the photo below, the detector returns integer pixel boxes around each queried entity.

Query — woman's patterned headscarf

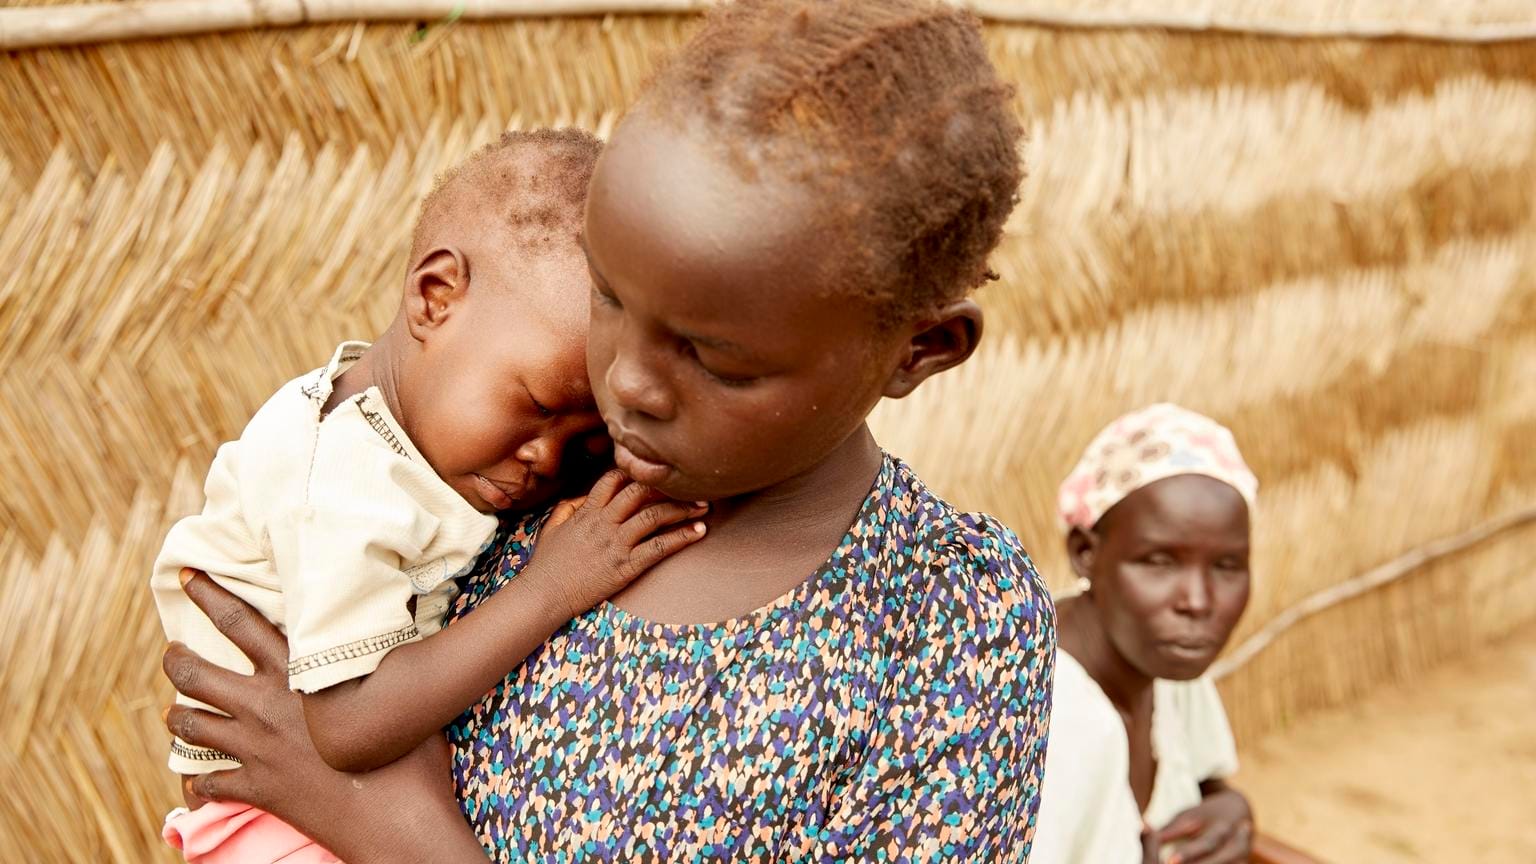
[1058,403,1257,532]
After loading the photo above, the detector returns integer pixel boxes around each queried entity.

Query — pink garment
[162,801,341,864]
[1058,403,1258,531]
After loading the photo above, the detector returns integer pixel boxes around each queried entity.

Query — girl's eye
[528,392,553,417]
[1141,552,1177,568]
[705,369,759,388]
[590,283,621,309]
[683,343,758,388]
[1215,557,1248,574]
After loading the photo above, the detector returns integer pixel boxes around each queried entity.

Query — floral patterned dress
[446,453,1056,862]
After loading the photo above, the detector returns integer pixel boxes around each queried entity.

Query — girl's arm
[163,570,488,863]
[301,475,707,772]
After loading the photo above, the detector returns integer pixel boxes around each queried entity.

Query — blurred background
[1,1,1533,861]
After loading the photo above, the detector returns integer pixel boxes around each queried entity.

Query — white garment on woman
[150,341,497,774]
[1031,649,1239,864]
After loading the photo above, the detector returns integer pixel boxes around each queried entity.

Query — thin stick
[0,1,710,50]
[1212,504,1536,681]
[5,0,1536,51]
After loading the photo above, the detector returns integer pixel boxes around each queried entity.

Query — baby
[151,129,707,863]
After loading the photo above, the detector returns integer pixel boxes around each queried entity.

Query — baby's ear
[404,247,470,342]
[881,298,983,398]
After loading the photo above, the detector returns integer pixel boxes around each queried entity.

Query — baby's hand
[528,470,708,619]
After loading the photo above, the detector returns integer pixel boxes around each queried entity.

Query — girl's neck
[1059,595,1154,714]
[707,423,884,541]
[607,424,884,625]
[324,323,409,423]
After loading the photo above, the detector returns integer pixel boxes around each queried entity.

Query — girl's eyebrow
[578,232,761,361]
[578,234,606,284]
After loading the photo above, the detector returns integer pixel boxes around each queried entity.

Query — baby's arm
[300,471,707,773]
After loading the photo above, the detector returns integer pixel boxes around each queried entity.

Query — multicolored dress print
[447,454,1056,862]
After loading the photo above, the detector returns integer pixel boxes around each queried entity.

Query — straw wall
[1,8,1533,861]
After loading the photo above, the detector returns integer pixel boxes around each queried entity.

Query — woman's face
[1072,474,1252,681]
[580,112,911,502]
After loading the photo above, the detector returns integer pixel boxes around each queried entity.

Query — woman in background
[1032,404,1256,864]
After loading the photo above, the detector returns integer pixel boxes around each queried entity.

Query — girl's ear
[404,247,471,343]
[1067,527,1097,585]
[882,298,984,398]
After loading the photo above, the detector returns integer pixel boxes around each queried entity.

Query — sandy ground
[1234,627,1536,863]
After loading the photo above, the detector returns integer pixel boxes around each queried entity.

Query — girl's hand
[526,470,707,618]
[1155,786,1255,864]
[162,570,487,863]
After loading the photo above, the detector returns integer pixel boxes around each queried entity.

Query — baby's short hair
[410,128,603,261]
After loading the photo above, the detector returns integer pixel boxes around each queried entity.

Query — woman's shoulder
[1052,649,1129,740]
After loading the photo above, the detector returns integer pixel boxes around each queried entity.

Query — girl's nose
[605,342,675,421]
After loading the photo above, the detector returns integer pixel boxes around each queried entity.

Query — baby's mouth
[472,473,525,510]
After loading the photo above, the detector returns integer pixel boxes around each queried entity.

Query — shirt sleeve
[1029,658,1145,864]
[153,442,269,601]
[269,421,443,693]
[790,525,1057,863]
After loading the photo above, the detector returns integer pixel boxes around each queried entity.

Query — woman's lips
[472,474,520,511]
[1158,639,1219,661]
[613,438,673,486]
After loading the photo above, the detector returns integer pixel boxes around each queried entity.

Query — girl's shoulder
[450,507,548,617]
[881,454,1054,629]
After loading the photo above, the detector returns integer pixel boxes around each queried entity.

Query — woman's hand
[1154,784,1254,864]
[162,569,488,863]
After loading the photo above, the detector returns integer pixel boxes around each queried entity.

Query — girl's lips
[472,474,516,510]
[613,440,672,486]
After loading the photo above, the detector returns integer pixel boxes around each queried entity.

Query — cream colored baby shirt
[1030,649,1240,864]
[151,342,497,774]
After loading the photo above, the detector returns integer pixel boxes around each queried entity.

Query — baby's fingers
[621,501,709,545]
[543,496,588,532]
[627,520,708,574]
[584,470,628,509]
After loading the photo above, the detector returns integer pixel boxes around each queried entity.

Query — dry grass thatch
[0,10,1533,862]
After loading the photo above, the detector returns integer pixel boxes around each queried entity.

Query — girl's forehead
[599,116,821,242]
[588,120,844,301]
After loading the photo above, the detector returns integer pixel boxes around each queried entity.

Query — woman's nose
[1173,569,1213,616]
[604,340,675,421]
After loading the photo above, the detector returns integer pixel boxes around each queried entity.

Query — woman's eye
[528,393,553,417]
[1142,552,1177,567]
[1215,558,1248,573]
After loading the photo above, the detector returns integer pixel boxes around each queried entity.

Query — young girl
[162,1,1057,861]
[152,130,707,863]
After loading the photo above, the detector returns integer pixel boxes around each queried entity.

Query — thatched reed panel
[0,18,695,183]
[1,8,1534,862]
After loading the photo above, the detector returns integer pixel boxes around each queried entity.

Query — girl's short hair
[647,0,1024,319]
